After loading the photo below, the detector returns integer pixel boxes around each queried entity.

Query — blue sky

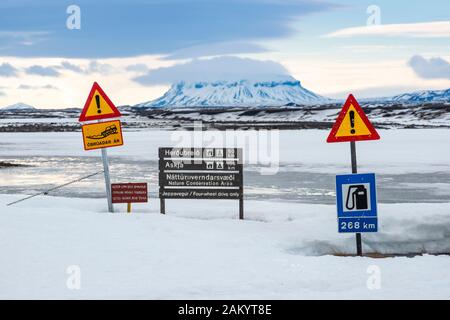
[0,0,449,107]
[0,0,337,58]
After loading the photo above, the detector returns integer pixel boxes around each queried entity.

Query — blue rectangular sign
[336,173,378,233]
[338,217,378,233]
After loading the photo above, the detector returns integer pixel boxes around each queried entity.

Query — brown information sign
[111,183,148,204]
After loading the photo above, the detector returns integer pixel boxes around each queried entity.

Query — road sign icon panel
[215,149,224,157]
[342,183,371,212]
[205,149,214,157]
[336,173,378,233]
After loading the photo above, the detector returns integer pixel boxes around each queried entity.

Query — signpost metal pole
[101,147,114,213]
[239,198,244,220]
[239,164,244,220]
[160,198,165,214]
[79,82,122,214]
[350,141,362,256]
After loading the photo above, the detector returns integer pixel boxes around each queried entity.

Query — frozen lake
[1,129,450,204]
[2,129,450,299]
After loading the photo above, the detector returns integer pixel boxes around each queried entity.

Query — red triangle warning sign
[79,82,121,122]
[327,94,380,143]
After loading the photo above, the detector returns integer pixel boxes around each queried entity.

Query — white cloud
[324,21,450,38]
[281,57,450,99]
[1,52,450,108]
[133,56,292,85]
[163,42,268,60]
[0,55,172,108]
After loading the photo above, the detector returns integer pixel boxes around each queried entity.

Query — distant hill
[135,76,450,108]
[1,102,36,111]
[3,86,450,112]
[389,88,450,104]
[135,77,331,108]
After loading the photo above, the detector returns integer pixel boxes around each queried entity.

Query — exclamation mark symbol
[349,110,356,134]
[95,94,101,114]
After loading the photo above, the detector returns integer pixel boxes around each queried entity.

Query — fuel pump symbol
[345,185,368,210]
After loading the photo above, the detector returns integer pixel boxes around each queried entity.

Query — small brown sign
[111,183,148,203]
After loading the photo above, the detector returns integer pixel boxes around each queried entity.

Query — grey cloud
[408,55,450,79]
[60,61,84,73]
[87,61,114,75]
[0,63,18,77]
[25,65,60,77]
[58,60,114,75]
[126,64,150,73]
[18,84,58,90]
[133,56,292,85]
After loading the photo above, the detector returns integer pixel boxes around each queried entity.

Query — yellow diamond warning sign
[79,82,121,122]
[81,120,124,151]
[327,94,380,143]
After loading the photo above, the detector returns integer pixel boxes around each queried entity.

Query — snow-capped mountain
[389,89,450,104]
[1,102,36,110]
[136,78,330,108]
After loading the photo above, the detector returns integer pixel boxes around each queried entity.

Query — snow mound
[136,78,330,108]
[1,102,36,110]
[1,195,450,299]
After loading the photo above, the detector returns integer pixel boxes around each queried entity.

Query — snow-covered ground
[143,105,450,128]
[1,129,450,299]
[2,102,450,130]
[1,194,449,299]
